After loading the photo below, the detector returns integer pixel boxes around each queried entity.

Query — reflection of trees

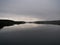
[30,20,60,25]
[0,19,60,29]
[0,19,26,29]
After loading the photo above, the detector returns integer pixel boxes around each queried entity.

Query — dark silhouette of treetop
[0,19,60,29]
[0,19,26,29]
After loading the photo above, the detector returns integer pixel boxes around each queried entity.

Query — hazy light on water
[0,24,45,32]
[0,13,45,32]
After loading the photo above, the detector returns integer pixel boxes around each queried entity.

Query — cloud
[0,0,60,20]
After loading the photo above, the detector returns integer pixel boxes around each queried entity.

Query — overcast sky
[0,0,60,21]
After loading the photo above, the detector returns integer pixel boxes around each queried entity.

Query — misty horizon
[0,0,60,21]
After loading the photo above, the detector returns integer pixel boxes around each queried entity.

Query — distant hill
[0,19,60,29]
[0,19,26,29]
[31,20,60,25]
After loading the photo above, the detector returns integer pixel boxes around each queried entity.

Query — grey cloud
[0,0,60,20]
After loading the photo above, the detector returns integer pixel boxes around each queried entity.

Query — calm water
[0,24,60,45]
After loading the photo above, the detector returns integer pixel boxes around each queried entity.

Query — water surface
[0,24,60,45]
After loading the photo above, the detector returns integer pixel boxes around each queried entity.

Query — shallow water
[0,24,60,45]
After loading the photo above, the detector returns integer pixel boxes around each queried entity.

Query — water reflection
[0,19,60,30]
[29,20,60,25]
[0,19,26,29]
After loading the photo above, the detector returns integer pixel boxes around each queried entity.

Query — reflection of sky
[0,0,60,21]
[1,23,60,32]
[1,24,44,32]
